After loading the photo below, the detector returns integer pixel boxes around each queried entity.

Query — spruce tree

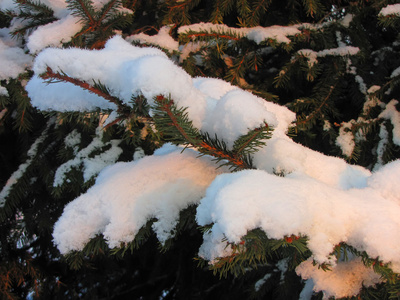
[1,1,400,299]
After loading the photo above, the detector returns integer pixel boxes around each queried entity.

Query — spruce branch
[40,67,130,113]
[296,81,338,129]
[66,0,96,24]
[153,95,271,170]
[180,30,241,42]
[232,122,273,156]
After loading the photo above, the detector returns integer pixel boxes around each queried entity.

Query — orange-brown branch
[155,95,249,169]
[41,67,125,109]
[186,32,240,41]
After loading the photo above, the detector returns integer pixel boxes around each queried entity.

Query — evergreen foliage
[1,0,400,299]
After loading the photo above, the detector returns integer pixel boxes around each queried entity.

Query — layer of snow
[20,33,400,299]
[53,145,226,253]
[0,39,33,80]
[196,165,400,272]
[296,257,381,299]
[27,36,294,143]
[297,46,360,67]
[53,128,123,187]
[340,14,354,28]
[379,4,400,17]
[27,14,82,54]
[0,86,8,97]
[126,26,179,53]
[178,22,301,44]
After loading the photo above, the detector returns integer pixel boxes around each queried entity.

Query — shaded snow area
[0,38,33,80]
[23,36,400,298]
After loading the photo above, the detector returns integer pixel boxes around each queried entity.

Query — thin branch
[41,67,128,110]
[154,95,250,169]
[296,82,338,127]
[184,32,240,41]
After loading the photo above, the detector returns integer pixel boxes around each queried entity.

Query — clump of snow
[297,46,360,68]
[64,130,81,154]
[391,66,400,78]
[178,22,301,44]
[374,124,389,171]
[53,128,122,186]
[0,39,33,80]
[179,42,206,63]
[0,86,8,97]
[297,49,318,67]
[368,85,381,94]
[379,99,400,146]
[379,4,400,17]
[196,166,400,272]
[336,122,355,157]
[53,145,226,253]
[340,14,354,28]
[126,26,179,53]
[27,36,294,144]
[299,279,315,300]
[27,14,82,54]
[296,257,382,299]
